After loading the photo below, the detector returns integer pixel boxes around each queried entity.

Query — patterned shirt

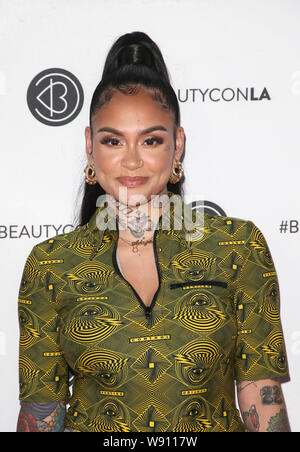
[18,191,289,432]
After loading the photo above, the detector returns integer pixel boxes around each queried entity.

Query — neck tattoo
[114,203,158,254]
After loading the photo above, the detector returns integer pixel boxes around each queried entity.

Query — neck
[107,190,170,242]
[117,199,161,241]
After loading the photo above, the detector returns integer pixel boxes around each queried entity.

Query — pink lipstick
[117,177,149,188]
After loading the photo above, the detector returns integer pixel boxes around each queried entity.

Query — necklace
[118,235,154,253]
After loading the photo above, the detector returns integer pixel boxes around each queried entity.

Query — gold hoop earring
[84,164,98,185]
[169,160,184,184]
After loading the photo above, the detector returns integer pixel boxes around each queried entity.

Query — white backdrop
[1,0,299,432]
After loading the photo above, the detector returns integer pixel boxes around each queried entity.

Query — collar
[84,190,205,251]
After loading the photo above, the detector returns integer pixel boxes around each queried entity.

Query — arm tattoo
[260,385,283,405]
[267,409,291,432]
[241,405,260,432]
[236,381,258,393]
[17,401,66,432]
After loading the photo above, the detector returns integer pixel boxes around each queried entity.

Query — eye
[143,136,163,146]
[82,309,98,316]
[192,368,203,375]
[19,314,27,325]
[100,372,112,379]
[188,270,201,277]
[105,409,116,416]
[194,299,207,306]
[83,281,96,288]
[100,136,122,146]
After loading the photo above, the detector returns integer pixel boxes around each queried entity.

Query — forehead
[92,89,174,131]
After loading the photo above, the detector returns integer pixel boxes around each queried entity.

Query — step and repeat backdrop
[1,0,299,432]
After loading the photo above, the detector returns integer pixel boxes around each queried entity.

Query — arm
[17,401,66,432]
[17,246,70,432]
[236,379,291,432]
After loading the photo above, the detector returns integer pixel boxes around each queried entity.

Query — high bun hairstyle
[78,31,184,226]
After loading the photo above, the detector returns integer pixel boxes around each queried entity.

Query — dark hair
[78,31,184,226]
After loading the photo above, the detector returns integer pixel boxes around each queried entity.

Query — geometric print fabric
[18,191,289,432]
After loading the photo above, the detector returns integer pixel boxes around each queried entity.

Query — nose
[121,142,143,170]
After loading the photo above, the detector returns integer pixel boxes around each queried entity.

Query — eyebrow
[96,125,168,135]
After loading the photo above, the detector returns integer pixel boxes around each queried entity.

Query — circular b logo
[27,68,84,126]
[188,200,227,217]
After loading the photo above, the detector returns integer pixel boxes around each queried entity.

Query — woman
[17,32,290,432]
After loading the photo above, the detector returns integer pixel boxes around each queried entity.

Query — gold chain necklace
[118,235,154,253]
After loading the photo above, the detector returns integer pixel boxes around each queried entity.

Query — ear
[85,126,94,164]
[174,126,185,161]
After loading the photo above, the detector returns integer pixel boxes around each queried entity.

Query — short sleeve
[233,220,289,381]
[18,245,70,402]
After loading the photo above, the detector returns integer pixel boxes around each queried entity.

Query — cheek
[146,152,173,173]
[93,151,119,173]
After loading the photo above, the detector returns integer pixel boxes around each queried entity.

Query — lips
[117,176,149,187]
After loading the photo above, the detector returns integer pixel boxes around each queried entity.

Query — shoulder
[181,205,264,246]
[202,212,257,238]
[199,213,273,257]
[28,224,88,260]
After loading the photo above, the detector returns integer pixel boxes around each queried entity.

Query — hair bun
[102,31,170,83]
[118,42,153,68]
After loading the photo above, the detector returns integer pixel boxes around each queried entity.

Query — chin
[111,186,144,205]
[122,192,150,208]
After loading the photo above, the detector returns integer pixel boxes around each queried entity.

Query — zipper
[112,227,161,320]
[169,280,228,290]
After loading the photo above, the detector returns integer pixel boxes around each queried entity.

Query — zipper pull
[145,306,151,319]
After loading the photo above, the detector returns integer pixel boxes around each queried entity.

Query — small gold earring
[84,163,98,185]
[169,160,184,184]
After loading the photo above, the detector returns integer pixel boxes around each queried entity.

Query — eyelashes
[144,137,164,146]
[100,136,164,147]
[100,137,121,146]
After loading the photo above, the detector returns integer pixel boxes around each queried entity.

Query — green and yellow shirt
[18,192,289,432]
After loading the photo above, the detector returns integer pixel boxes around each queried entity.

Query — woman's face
[85,89,184,206]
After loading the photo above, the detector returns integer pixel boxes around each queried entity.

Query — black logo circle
[27,68,84,126]
[188,200,227,217]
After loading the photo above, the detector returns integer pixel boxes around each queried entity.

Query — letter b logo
[27,68,84,126]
